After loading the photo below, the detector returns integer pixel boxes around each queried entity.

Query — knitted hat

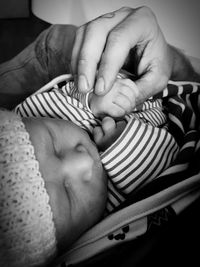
[0,110,57,267]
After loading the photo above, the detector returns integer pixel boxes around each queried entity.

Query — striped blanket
[62,80,200,267]
[15,76,200,216]
[116,80,200,210]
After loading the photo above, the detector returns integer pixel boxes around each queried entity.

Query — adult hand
[71,6,173,106]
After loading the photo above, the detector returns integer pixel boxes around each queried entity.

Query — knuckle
[120,85,129,96]
[132,6,157,30]
[119,6,133,13]
[108,30,122,44]
[115,96,129,110]
[86,20,99,32]
[120,83,134,97]
[122,96,132,110]
[121,78,134,86]
[142,6,157,25]
[106,28,129,51]
[137,6,154,17]
[108,107,121,118]
[85,18,105,36]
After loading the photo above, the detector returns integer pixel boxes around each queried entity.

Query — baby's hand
[93,117,126,151]
[89,78,139,118]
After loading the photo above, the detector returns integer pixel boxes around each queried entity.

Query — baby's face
[23,117,107,251]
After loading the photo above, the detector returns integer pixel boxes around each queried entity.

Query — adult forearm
[170,45,200,82]
[0,25,76,109]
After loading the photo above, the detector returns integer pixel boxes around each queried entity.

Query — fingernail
[78,74,88,92]
[95,77,105,94]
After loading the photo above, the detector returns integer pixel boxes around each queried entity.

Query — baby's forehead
[23,117,64,132]
[23,116,92,147]
[23,117,49,134]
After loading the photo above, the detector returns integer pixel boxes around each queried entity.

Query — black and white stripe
[15,76,200,213]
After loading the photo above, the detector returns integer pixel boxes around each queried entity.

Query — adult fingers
[135,64,170,106]
[71,25,87,87]
[93,117,116,144]
[94,6,159,95]
[71,23,100,92]
[71,7,132,93]
[135,33,173,105]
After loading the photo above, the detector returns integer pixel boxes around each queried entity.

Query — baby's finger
[113,94,132,114]
[135,63,169,105]
[120,80,139,109]
[93,126,104,144]
[101,117,116,135]
[105,104,126,118]
[120,79,139,98]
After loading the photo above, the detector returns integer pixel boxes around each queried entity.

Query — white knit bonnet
[0,110,57,267]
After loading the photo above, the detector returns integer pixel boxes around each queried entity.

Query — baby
[0,74,179,267]
[15,73,179,210]
[0,109,107,267]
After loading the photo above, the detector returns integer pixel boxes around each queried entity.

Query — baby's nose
[62,144,95,183]
[76,145,94,181]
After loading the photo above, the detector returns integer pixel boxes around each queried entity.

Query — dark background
[0,0,50,64]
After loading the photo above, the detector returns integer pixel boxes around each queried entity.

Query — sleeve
[101,116,179,211]
[14,76,99,133]
[29,74,92,112]
[63,79,92,111]
[0,25,76,110]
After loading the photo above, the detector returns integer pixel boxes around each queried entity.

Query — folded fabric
[15,74,179,213]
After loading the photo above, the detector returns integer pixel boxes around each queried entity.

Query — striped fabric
[118,80,200,210]
[15,75,200,214]
[102,118,178,212]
